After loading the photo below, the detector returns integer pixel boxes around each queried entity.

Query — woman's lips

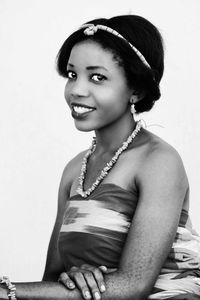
[71,104,96,120]
[73,106,94,114]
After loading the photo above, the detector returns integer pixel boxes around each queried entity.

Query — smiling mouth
[71,104,96,115]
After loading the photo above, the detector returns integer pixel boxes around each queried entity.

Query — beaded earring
[130,95,137,117]
[130,103,136,115]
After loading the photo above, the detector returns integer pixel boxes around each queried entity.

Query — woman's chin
[74,122,95,132]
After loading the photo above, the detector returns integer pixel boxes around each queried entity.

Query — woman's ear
[130,90,145,104]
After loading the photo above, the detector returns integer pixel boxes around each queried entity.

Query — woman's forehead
[68,40,119,69]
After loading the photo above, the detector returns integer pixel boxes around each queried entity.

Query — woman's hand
[58,264,116,300]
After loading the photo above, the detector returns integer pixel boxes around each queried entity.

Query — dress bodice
[58,183,189,271]
[58,183,138,270]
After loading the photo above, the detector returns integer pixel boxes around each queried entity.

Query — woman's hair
[56,15,164,113]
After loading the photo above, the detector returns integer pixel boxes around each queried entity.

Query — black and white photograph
[0,1,200,299]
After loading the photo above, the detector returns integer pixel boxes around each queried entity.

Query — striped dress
[58,183,200,299]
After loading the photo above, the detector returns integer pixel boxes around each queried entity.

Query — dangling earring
[130,95,136,118]
[130,102,136,115]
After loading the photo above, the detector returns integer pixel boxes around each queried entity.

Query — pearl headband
[80,23,151,69]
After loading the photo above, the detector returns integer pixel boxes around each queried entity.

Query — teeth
[73,106,93,114]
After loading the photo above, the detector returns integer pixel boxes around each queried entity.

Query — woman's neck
[94,114,137,155]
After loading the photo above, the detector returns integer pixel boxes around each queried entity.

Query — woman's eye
[91,74,106,82]
[66,70,76,79]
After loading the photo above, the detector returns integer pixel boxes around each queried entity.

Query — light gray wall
[0,0,200,280]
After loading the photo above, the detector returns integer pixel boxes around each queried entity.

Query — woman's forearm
[1,281,82,300]
[1,272,148,300]
[103,271,148,300]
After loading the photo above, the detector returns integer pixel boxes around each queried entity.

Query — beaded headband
[80,23,151,69]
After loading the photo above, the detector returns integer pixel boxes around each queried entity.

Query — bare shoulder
[137,129,189,190]
[57,150,87,206]
[139,128,186,167]
[60,150,87,191]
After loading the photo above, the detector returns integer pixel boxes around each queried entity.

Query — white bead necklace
[76,121,143,198]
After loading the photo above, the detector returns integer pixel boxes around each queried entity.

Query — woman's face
[64,40,133,132]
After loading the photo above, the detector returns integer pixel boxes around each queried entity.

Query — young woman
[1,14,200,300]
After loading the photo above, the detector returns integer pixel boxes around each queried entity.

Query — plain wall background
[0,0,200,281]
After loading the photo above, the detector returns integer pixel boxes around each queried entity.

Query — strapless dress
[58,183,200,299]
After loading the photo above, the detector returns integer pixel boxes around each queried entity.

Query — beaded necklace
[76,121,143,198]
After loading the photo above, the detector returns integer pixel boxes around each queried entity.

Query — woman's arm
[101,145,188,299]
[42,166,69,281]
[0,281,82,300]
[42,164,71,281]
[43,152,88,281]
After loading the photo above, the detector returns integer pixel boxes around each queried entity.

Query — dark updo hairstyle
[56,15,164,113]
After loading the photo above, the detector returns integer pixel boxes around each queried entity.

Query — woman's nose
[68,78,89,98]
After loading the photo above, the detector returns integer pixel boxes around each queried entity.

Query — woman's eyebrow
[67,63,74,68]
[67,63,108,71]
[86,66,108,71]
[67,63,108,72]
